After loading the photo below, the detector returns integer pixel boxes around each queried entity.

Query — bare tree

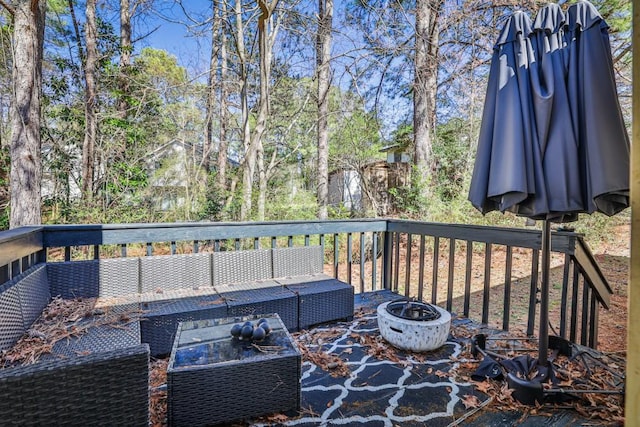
[216,0,229,193]
[204,0,220,174]
[316,0,332,220]
[119,0,132,118]
[413,0,442,187]
[5,0,46,227]
[229,0,279,221]
[255,0,280,221]
[81,0,97,198]
[233,0,252,220]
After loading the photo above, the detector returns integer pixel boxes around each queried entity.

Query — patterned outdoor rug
[250,291,486,427]
[245,291,619,427]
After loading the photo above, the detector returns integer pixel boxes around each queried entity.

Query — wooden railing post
[383,231,393,290]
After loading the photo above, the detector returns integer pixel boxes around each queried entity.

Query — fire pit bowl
[377,300,451,352]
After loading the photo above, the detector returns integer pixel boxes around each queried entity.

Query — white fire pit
[377,300,451,352]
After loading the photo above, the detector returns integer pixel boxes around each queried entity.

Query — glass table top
[169,314,299,369]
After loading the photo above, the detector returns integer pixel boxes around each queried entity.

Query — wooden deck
[233,290,622,426]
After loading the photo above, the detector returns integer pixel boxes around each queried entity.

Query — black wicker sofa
[0,245,353,425]
[0,264,150,426]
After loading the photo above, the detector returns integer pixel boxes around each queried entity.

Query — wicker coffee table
[167,313,301,427]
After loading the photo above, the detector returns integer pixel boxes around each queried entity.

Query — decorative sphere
[257,318,268,326]
[252,327,266,341]
[241,325,254,339]
[230,323,242,338]
[243,321,253,327]
[258,321,271,335]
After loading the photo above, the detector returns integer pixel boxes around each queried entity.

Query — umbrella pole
[538,219,551,368]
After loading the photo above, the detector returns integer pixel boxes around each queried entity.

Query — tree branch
[0,1,14,15]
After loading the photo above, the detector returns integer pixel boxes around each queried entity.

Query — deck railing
[0,219,611,349]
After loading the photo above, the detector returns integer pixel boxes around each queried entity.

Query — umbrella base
[507,372,545,405]
[472,335,574,405]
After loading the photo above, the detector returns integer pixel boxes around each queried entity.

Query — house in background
[146,139,205,211]
[380,144,412,164]
[328,144,411,216]
[328,169,362,211]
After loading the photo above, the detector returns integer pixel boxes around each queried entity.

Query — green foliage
[389,124,412,149]
[96,19,120,65]
[264,186,318,221]
[388,166,429,218]
[105,162,148,195]
[328,204,353,219]
[0,146,9,230]
[137,48,188,88]
[0,207,7,230]
[56,199,160,225]
[329,96,384,168]
[433,118,472,201]
[199,172,225,221]
[592,0,631,34]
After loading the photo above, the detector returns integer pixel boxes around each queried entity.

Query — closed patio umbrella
[565,0,630,216]
[529,3,582,223]
[468,11,543,217]
[468,0,629,377]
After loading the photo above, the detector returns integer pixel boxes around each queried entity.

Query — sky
[114,0,413,134]
[136,1,214,75]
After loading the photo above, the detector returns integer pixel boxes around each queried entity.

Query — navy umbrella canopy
[529,3,582,222]
[468,0,629,384]
[468,11,544,217]
[469,1,629,221]
[565,0,630,216]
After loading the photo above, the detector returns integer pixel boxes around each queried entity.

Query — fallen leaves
[360,333,402,362]
[0,297,143,367]
[150,358,168,427]
[455,334,625,424]
[297,343,350,377]
[264,413,290,423]
[295,328,345,347]
[461,394,482,409]
[435,370,449,378]
[473,380,495,394]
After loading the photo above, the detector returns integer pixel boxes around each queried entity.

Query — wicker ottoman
[277,274,354,330]
[167,314,301,427]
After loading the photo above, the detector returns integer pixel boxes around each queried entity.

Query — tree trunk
[236,0,253,220]
[239,0,277,221]
[216,0,229,193]
[316,0,333,220]
[9,0,46,228]
[67,0,84,71]
[119,0,132,119]
[204,0,220,174]
[257,141,266,221]
[413,0,441,187]
[81,0,97,198]
[254,0,277,222]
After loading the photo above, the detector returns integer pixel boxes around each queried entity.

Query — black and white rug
[251,291,485,427]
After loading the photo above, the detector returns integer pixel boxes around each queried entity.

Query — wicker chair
[0,265,150,426]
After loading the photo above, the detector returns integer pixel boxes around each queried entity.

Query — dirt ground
[343,222,630,354]
[465,224,630,353]
[589,224,630,353]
